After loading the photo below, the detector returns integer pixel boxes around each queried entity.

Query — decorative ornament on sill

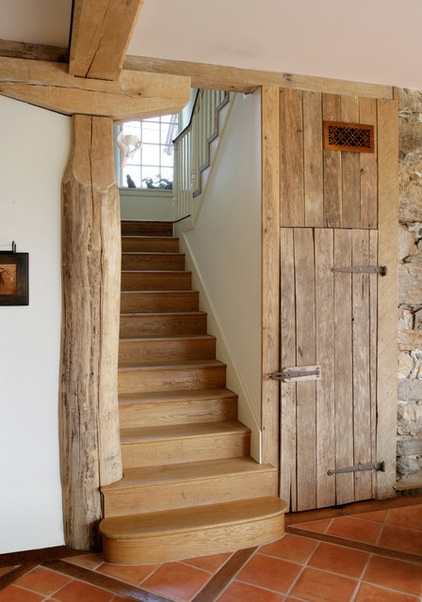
[116,131,142,167]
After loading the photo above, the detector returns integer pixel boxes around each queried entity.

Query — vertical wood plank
[280,88,304,226]
[369,230,379,497]
[294,228,317,510]
[334,229,354,504]
[376,92,399,499]
[352,230,372,500]
[359,98,378,229]
[280,228,297,509]
[303,91,324,227]
[341,96,361,228]
[323,94,342,228]
[315,228,335,507]
[261,86,281,472]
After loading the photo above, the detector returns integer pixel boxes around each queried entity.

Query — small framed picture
[0,252,29,306]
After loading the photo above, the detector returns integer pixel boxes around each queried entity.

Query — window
[117,114,179,189]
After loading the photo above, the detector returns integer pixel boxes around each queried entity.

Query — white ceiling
[1,0,422,90]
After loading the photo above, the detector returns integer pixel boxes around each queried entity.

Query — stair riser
[119,397,237,428]
[122,238,179,253]
[118,365,226,395]
[120,291,199,313]
[121,221,173,237]
[122,254,185,271]
[103,471,277,517]
[120,314,207,338]
[121,272,191,291]
[121,432,250,468]
[101,513,285,564]
[119,337,216,364]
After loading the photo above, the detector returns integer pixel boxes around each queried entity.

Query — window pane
[161,150,174,168]
[119,113,178,187]
[142,144,160,165]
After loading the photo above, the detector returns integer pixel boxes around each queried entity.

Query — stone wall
[397,88,422,485]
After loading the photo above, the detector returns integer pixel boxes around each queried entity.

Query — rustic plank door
[276,89,398,512]
[280,227,380,510]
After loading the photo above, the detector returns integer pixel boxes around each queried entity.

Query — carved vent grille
[324,121,374,153]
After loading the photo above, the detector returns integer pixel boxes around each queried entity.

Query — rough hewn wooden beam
[60,115,122,550]
[0,57,190,120]
[124,55,394,100]
[0,38,68,62]
[0,39,394,99]
[69,0,144,80]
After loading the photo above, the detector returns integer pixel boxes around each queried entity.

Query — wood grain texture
[69,0,145,80]
[315,229,335,508]
[359,98,378,228]
[352,230,372,500]
[323,95,342,227]
[334,230,354,504]
[0,57,190,120]
[341,96,361,228]
[280,88,304,226]
[294,228,317,510]
[376,91,399,499]
[261,86,281,470]
[303,91,324,227]
[280,228,297,509]
[60,115,122,550]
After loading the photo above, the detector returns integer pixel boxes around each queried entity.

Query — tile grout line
[285,525,422,565]
[0,563,38,591]
[373,507,390,546]
[191,546,258,602]
[349,551,374,602]
[43,559,174,602]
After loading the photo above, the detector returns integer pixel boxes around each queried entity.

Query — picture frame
[0,252,29,306]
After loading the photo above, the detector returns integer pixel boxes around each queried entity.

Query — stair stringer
[176,225,261,462]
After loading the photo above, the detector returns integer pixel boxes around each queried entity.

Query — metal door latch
[270,365,321,383]
[327,461,385,476]
[331,266,386,276]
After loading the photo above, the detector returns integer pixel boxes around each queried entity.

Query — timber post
[60,115,122,549]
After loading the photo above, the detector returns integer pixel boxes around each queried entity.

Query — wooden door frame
[261,87,399,501]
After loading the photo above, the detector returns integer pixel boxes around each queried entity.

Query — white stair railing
[173,89,230,224]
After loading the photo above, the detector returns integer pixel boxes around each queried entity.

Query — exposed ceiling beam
[0,39,394,99]
[124,55,394,100]
[0,57,190,121]
[69,0,144,80]
[0,39,68,63]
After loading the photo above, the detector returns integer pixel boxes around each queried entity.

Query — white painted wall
[120,188,174,221]
[0,96,70,553]
[177,91,262,456]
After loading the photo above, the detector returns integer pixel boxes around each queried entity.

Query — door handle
[270,365,321,382]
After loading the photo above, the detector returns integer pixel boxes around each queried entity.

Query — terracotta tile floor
[1,500,421,602]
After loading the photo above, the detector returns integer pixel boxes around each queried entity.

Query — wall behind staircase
[0,96,70,553]
[178,91,262,448]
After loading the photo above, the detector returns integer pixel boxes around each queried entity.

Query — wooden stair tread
[119,334,216,343]
[102,458,275,492]
[100,496,287,539]
[118,388,237,404]
[119,358,226,370]
[121,270,189,275]
[120,310,207,317]
[121,420,249,442]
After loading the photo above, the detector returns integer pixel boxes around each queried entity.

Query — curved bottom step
[100,496,288,564]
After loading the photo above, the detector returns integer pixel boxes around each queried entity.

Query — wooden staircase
[99,220,287,564]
